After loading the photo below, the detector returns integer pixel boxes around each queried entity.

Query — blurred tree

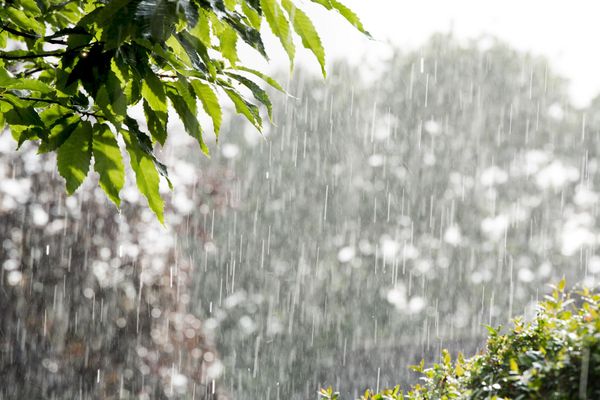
[0,0,368,221]
[0,132,232,398]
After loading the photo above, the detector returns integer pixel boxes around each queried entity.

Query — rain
[3,3,600,400]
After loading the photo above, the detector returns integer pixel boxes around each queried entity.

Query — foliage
[0,0,368,222]
[319,280,600,399]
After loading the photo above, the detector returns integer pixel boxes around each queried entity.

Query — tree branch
[20,67,46,77]
[10,96,106,120]
[0,50,69,60]
[0,24,67,45]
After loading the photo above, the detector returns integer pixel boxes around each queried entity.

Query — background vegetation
[320,282,600,399]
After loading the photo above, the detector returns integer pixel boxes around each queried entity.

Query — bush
[319,280,600,399]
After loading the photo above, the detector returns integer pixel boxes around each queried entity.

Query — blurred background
[3,1,600,399]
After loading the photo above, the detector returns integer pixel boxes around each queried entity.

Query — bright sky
[243,0,600,107]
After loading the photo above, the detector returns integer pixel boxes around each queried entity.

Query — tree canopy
[0,0,368,222]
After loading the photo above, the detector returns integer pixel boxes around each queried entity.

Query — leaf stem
[6,95,106,120]
[0,24,67,45]
[0,50,69,60]
[0,43,94,61]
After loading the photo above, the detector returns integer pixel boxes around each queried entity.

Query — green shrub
[319,280,600,399]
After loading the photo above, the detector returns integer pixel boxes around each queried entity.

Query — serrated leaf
[3,8,45,35]
[38,115,81,153]
[123,115,171,186]
[310,0,370,36]
[93,0,134,26]
[261,0,295,67]
[106,70,128,116]
[242,1,261,29]
[228,73,273,120]
[234,66,285,92]
[281,0,326,77]
[224,88,262,130]
[190,80,222,136]
[136,0,183,42]
[57,121,92,194]
[190,9,211,46]
[143,100,168,145]
[223,14,267,58]
[220,25,239,66]
[166,83,209,154]
[0,72,54,93]
[18,0,42,14]
[122,129,164,223]
[141,71,168,114]
[174,33,208,72]
[329,0,370,36]
[4,105,44,127]
[92,123,124,207]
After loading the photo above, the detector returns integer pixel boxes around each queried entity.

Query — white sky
[241,0,600,107]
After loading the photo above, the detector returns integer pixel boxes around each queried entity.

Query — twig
[0,43,93,61]
[0,24,67,45]
[0,50,69,60]
[8,95,106,120]
[21,67,46,77]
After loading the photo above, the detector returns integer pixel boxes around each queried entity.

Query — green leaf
[190,9,211,46]
[38,115,80,153]
[166,83,209,155]
[141,71,168,114]
[455,362,465,377]
[190,80,222,137]
[143,100,168,145]
[123,116,172,186]
[261,0,295,67]
[224,88,262,130]
[220,25,239,66]
[122,129,164,224]
[106,70,128,116]
[509,358,519,373]
[4,105,44,127]
[92,0,134,26]
[442,349,451,365]
[328,0,370,37]
[0,70,54,93]
[135,0,179,42]
[281,0,326,77]
[223,0,237,11]
[170,34,203,71]
[92,123,125,207]
[234,66,285,92]
[223,15,267,58]
[310,0,370,36]
[57,121,92,194]
[242,1,262,30]
[3,8,45,34]
[227,73,273,120]
[18,0,42,14]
